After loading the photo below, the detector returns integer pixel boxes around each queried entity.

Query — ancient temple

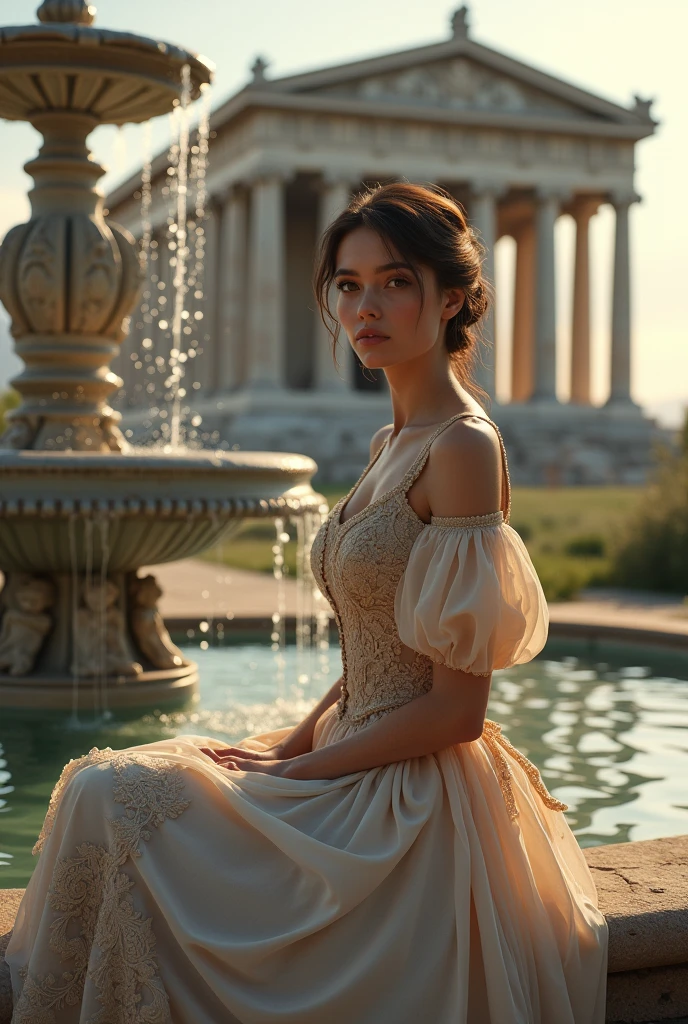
[107,6,666,484]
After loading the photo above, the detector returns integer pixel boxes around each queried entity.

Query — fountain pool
[1,638,687,887]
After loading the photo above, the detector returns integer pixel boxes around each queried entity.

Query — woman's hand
[200,750,289,777]
[197,744,282,764]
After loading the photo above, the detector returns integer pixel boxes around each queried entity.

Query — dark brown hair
[313,181,491,401]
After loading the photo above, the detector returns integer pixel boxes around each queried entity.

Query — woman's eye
[336,280,358,292]
[388,277,410,288]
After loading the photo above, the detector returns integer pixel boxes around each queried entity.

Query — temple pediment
[245,18,654,132]
[303,57,599,122]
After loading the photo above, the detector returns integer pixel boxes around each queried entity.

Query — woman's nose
[357,291,381,320]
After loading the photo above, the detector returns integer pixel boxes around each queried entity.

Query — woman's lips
[357,334,389,346]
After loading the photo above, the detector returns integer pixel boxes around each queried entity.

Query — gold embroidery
[13,750,190,1024]
[481,719,569,820]
[431,510,504,528]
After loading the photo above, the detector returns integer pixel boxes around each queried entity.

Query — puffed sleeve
[393,511,548,675]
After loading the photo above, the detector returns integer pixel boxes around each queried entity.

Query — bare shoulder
[369,423,393,460]
[425,415,502,518]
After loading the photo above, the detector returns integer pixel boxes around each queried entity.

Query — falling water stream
[62,64,330,728]
[125,66,214,449]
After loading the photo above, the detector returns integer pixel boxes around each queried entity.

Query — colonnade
[116,173,637,409]
[469,184,637,406]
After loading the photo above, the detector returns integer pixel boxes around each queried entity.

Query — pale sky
[1,0,686,425]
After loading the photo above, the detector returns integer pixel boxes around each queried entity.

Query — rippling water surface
[1,639,687,886]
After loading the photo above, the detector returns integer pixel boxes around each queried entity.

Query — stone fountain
[0,0,327,710]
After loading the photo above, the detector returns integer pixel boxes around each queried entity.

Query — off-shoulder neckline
[335,412,510,532]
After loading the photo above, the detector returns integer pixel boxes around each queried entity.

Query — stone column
[313,175,354,391]
[470,184,501,400]
[530,189,562,403]
[570,197,599,405]
[606,193,639,406]
[511,216,536,402]
[245,172,288,389]
[216,185,248,392]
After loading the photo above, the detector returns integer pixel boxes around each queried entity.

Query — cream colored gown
[6,412,608,1024]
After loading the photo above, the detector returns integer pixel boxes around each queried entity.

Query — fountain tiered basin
[0,1,327,709]
[0,449,327,708]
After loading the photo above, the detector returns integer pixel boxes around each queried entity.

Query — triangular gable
[255,33,651,128]
[308,56,598,122]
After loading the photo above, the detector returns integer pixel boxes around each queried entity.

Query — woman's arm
[213,666,490,779]
[281,665,491,779]
[199,676,343,763]
[271,676,344,758]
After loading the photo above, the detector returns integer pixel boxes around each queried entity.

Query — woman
[6,183,608,1024]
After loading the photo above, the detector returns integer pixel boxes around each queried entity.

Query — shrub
[608,412,688,595]
[531,555,593,602]
[564,533,606,558]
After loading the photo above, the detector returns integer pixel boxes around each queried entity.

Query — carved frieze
[237,107,623,177]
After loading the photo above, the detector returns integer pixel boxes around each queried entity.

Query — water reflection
[1,640,687,886]
[491,653,687,848]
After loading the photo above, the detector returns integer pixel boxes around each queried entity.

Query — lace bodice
[310,413,512,726]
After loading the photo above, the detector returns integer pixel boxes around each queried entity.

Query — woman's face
[334,226,463,370]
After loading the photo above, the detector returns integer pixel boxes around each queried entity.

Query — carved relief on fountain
[71,578,143,679]
[130,574,190,670]
[0,575,55,676]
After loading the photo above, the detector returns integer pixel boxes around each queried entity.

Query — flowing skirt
[6,704,608,1024]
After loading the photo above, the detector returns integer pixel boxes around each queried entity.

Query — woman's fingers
[198,745,260,762]
[198,747,220,761]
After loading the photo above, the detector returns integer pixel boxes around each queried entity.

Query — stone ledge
[1,838,687,1023]
[586,835,688,974]
[606,964,688,1023]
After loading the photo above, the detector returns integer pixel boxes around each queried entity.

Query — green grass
[202,484,646,601]
[507,486,645,600]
